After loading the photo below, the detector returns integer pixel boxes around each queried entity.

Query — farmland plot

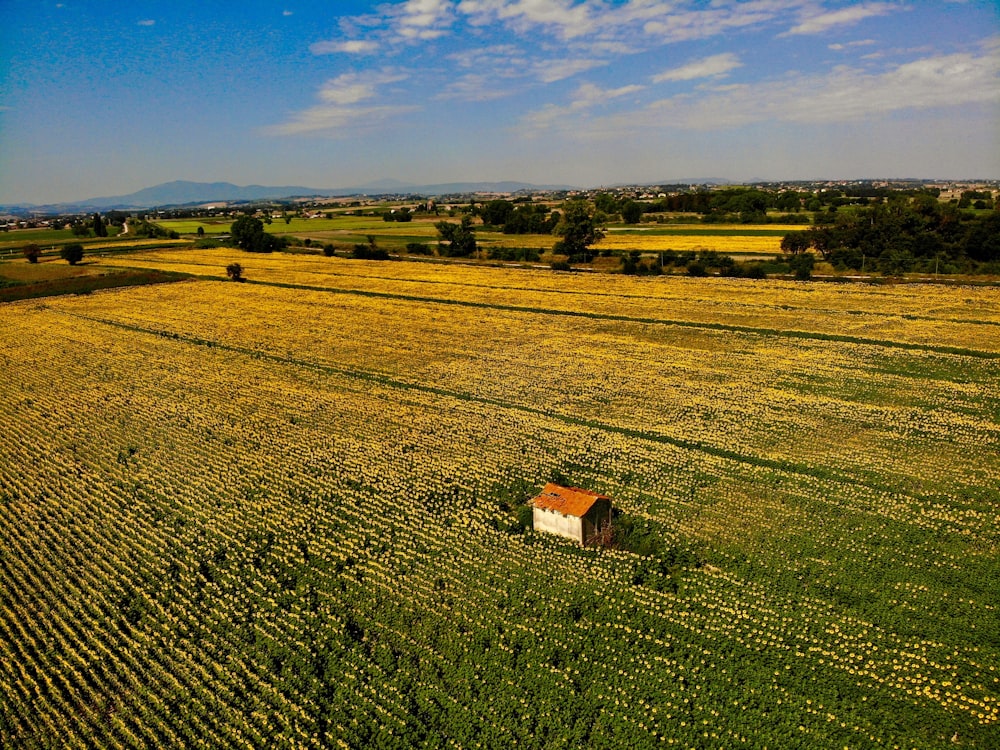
[1,251,998,748]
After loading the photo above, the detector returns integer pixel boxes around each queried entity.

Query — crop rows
[595,233,781,255]
[2,254,998,747]
[101,249,1000,353]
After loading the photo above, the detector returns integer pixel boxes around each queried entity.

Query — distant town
[2,178,997,228]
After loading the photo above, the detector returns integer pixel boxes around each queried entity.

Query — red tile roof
[531,483,610,518]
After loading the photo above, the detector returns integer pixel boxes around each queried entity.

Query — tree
[621,200,643,225]
[92,213,107,238]
[383,207,413,222]
[686,261,707,277]
[196,226,205,237]
[435,216,477,257]
[257,233,285,253]
[789,252,814,280]
[776,190,802,212]
[352,235,389,260]
[480,200,514,227]
[593,192,619,215]
[230,216,283,252]
[226,262,244,281]
[780,231,811,255]
[963,211,1000,263]
[504,204,558,234]
[231,216,264,251]
[22,244,41,263]
[553,200,604,263]
[61,244,84,265]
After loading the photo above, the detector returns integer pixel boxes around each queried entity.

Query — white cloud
[652,53,742,83]
[576,81,645,104]
[520,80,645,131]
[311,0,454,54]
[448,44,525,69]
[456,1,815,43]
[435,73,515,101]
[265,104,420,135]
[532,57,606,83]
[137,19,155,27]
[523,47,1000,138]
[828,39,877,51]
[325,1,810,70]
[458,0,597,39]
[642,1,811,44]
[264,70,419,136]
[310,39,380,55]
[392,0,455,40]
[786,2,901,36]
[283,10,294,17]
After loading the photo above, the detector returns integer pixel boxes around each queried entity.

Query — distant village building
[531,483,613,546]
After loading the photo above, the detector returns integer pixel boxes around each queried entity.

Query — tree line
[780,197,1000,274]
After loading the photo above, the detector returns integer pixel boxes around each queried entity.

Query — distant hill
[94,181,331,207]
[6,179,579,213]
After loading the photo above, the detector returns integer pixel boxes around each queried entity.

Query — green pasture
[0,228,75,248]
[158,219,232,234]
[0,233,149,261]
[0,258,106,283]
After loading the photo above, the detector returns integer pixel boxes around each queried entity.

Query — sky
[1,0,999,204]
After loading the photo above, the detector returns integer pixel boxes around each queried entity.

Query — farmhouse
[531,483,613,546]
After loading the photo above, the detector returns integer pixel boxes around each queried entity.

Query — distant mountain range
[2,179,582,214]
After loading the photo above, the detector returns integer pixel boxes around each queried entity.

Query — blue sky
[1,0,998,204]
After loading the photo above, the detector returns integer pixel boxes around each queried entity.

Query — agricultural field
[1,228,188,265]
[158,215,789,257]
[0,257,191,303]
[2,248,998,748]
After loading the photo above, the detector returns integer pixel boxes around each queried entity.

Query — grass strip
[0,269,193,303]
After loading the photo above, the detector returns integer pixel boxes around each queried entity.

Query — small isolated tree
[92,213,107,238]
[553,200,604,263]
[61,243,84,265]
[196,226,205,237]
[621,200,643,225]
[226,262,244,281]
[22,244,41,263]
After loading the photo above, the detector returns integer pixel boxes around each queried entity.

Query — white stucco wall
[533,507,584,545]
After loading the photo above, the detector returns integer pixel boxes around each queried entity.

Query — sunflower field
[1,249,997,748]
